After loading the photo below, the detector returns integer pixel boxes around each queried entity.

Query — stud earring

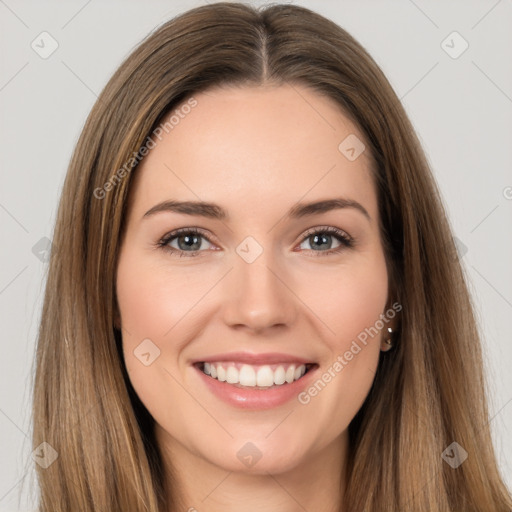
[381,327,395,352]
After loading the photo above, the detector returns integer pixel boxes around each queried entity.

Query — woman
[32,2,512,511]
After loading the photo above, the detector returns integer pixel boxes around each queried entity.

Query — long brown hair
[32,2,512,510]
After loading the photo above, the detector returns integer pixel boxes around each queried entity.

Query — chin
[203,439,306,475]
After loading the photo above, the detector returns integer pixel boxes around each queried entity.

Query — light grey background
[1,0,511,509]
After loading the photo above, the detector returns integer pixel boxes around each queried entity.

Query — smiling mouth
[195,361,318,389]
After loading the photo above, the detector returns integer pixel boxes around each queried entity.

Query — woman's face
[116,83,391,475]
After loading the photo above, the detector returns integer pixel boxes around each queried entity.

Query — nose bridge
[222,244,296,331]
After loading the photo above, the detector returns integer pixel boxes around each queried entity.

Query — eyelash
[156,226,354,258]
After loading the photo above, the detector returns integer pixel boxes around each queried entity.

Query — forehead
[128,84,377,223]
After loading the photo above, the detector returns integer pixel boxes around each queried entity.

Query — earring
[381,327,394,352]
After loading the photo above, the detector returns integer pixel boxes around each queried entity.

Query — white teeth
[226,366,238,384]
[285,366,295,383]
[256,366,274,387]
[239,364,256,386]
[274,365,286,385]
[201,362,308,387]
[217,365,226,382]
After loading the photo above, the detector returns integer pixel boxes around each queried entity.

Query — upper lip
[191,352,316,366]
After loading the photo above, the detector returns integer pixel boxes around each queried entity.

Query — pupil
[311,233,331,250]
[179,234,201,251]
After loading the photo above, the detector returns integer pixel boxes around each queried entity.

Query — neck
[157,426,348,512]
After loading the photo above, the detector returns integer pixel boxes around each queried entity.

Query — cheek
[116,248,213,344]
[302,248,389,353]
[294,252,388,441]
[336,266,388,345]
[115,248,222,411]
[115,249,193,427]
[310,250,388,389]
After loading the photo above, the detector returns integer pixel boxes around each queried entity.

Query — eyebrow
[142,197,371,222]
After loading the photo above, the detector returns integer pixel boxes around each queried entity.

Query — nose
[221,249,297,334]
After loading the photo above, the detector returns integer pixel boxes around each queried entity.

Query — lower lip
[193,364,318,410]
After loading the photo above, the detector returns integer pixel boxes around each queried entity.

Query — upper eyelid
[301,225,352,241]
[160,225,352,248]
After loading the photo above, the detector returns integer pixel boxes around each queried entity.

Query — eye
[156,226,354,258]
[157,227,215,257]
[297,226,354,256]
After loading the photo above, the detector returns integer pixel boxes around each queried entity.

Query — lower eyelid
[158,228,353,255]
[164,233,214,252]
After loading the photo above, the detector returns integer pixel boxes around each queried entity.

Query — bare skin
[116,83,395,512]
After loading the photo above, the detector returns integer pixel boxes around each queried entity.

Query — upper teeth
[202,362,307,387]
